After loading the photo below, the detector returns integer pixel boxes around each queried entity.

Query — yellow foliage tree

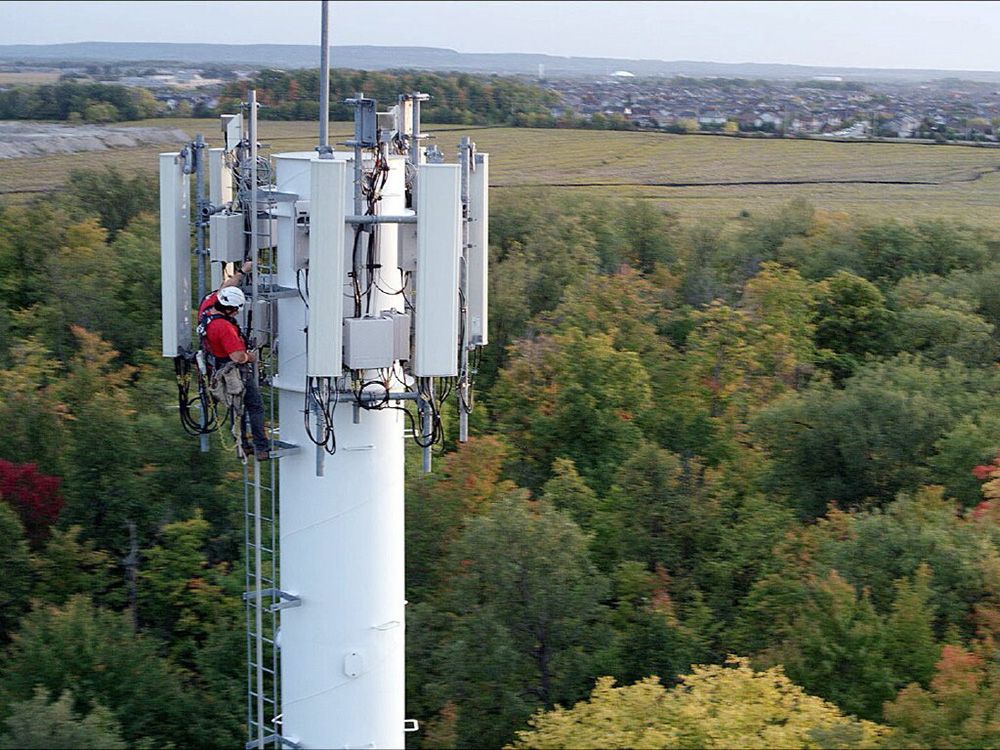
[507,657,891,749]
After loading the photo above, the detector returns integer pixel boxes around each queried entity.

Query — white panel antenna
[208,147,232,205]
[468,153,489,346]
[221,113,242,152]
[307,158,347,377]
[413,164,461,377]
[159,152,190,357]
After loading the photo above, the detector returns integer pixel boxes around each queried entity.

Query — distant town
[5,60,1000,143]
[543,72,1000,142]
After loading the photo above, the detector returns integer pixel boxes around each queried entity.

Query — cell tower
[158,5,489,747]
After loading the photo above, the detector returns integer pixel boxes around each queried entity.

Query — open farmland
[2,117,999,227]
[0,71,61,85]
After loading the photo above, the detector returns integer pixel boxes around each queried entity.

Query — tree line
[0,81,160,123]
[1,168,999,747]
[216,68,565,127]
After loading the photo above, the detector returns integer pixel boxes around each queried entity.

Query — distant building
[611,70,635,78]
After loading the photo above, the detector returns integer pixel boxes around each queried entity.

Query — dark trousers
[241,366,269,452]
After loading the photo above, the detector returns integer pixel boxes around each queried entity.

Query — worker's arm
[220,261,253,289]
[229,348,256,365]
[229,350,252,365]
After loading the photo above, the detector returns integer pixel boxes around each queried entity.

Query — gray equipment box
[381,310,411,362]
[343,316,395,370]
[209,213,245,262]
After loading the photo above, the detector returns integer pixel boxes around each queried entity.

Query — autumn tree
[509,657,890,749]
[0,460,63,547]
[740,261,816,389]
[884,644,1000,749]
[0,337,67,476]
[406,436,517,600]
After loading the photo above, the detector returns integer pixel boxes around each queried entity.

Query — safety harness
[197,299,251,460]
[196,306,249,370]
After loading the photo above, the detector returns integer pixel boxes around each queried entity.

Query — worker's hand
[241,261,253,274]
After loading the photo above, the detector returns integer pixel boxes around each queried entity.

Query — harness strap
[196,301,248,370]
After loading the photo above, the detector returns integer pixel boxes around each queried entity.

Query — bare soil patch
[0,122,190,159]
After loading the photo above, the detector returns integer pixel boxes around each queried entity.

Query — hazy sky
[3,1,1000,72]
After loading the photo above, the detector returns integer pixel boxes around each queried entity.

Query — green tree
[593,442,701,573]
[930,413,1000,507]
[82,101,119,123]
[890,303,996,367]
[774,570,896,720]
[493,328,652,493]
[31,219,120,360]
[31,525,115,607]
[0,596,199,747]
[65,167,157,241]
[0,503,31,640]
[439,497,610,748]
[138,511,234,668]
[0,688,127,750]
[738,487,999,651]
[812,271,893,381]
[884,564,939,690]
[54,327,156,554]
[619,200,677,273]
[597,561,705,687]
[540,457,599,530]
[754,355,994,517]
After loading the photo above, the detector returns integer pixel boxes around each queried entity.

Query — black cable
[351,227,364,317]
[296,267,309,307]
[174,354,218,436]
[302,376,338,454]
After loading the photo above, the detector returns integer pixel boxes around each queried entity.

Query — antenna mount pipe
[318,0,332,157]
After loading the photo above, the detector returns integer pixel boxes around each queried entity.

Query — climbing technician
[198,261,270,461]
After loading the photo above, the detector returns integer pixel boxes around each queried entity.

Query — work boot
[255,447,270,461]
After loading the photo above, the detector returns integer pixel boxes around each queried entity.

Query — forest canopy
[2,166,1000,748]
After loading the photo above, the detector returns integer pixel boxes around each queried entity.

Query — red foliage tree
[0,460,64,547]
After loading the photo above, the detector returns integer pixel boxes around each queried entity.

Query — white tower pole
[271,151,407,749]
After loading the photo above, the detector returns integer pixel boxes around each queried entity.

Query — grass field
[0,71,61,85]
[2,117,1000,228]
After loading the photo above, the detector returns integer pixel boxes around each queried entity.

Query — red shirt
[199,292,246,360]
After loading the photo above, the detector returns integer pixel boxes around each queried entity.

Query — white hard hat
[217,286,246,309]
